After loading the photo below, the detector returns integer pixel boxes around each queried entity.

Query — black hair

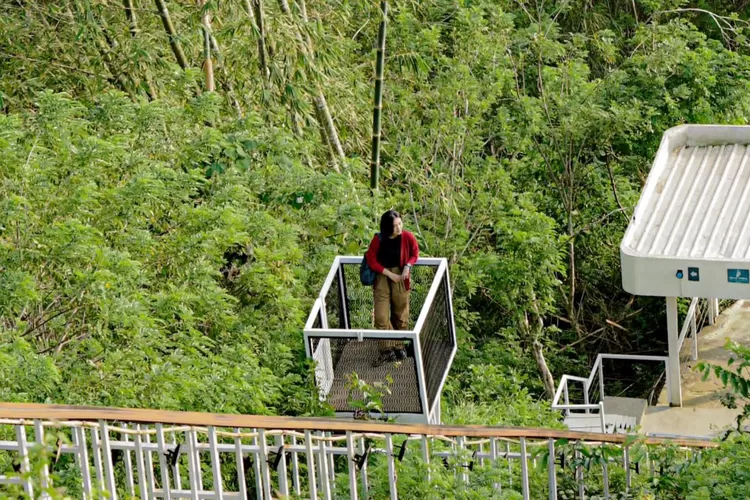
[380,210,401,237]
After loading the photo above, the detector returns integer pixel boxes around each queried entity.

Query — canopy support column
[666,297,682,407]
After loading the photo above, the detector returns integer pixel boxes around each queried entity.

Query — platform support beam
[666,297,682,407]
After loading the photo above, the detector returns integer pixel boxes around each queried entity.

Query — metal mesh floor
[325,339,422,414]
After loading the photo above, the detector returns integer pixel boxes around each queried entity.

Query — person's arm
[365,236,385,274]
[366,235,402,282]
[402,232,419,278]
[406,232,419,266]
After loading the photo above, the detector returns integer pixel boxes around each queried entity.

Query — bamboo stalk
[199,0,215,92]
[123,0,138,37]
[370,1,387,191]
[122,0,158,100]
[154,0,189,69]
[243,0,269,79]
[209,34,242,117]
[277,0,345,165]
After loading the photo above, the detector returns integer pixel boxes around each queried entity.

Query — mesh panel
[419,272,455,411]
[324,267,346,329]
[340,263,436,330]
[308,337,423,414]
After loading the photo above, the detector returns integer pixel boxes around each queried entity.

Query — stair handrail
[553,297,707,417]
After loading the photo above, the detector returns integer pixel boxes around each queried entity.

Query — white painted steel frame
[304,257,457,424]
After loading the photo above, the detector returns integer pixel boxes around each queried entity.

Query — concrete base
[603,396,647,424]
[657,299,750,409]
[641,406,741,438]
[646,299,750,437]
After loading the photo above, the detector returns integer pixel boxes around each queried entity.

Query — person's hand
[385,270,402,282]
[401,265,411,280]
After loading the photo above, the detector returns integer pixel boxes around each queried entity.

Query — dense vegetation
[2,0,750,496]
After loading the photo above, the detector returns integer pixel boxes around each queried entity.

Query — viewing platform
[305,256,456,424]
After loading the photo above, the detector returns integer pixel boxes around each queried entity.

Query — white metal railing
[552,297,719,430]
[0,403,715,500]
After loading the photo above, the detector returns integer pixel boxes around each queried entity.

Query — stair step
[564,412,638,434]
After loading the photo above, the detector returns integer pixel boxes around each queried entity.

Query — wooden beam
[0,403,716,448]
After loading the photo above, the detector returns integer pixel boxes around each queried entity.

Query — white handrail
[553,297,708,426]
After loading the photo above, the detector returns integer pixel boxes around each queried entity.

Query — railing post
[155,424,173,500]
[666,297,683,406]
[304,430,318,500]
[520,437,530,500]
[346,432,358,500]
[421,435,430,483]
[602,451,610,500]
[98,420,118,500]
[76,426,94,500]
[121,425,135,497]
[691,306,699,361]
[598,359,605,402]
[490,438,500,491]
[624,447,631,493]
[457,436,468,483]
[360,436,370,497]
[547,439,557,500]
[234,428,248,500]
[16,424,34,498]
[317,432,332,500]
[274,434,289,497]
[385,434,398,500]
[207,426,225,500]
[33,420,52,499]
[584,379,590,414]
[170,431,181,490]
[134,425,152,500]
[575,448,584,500]
[290,434,301,496]
[184,429,201,500]
[599,401,607,433]
[563,383,570,417]
[258,429,273,500]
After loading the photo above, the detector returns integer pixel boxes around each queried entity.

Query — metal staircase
[553,298,716,434]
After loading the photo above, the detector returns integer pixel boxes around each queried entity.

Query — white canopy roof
[621,125,750,298]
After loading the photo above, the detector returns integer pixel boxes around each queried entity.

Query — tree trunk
[532,339,556,399]
[567,192,579,336]
[154,0,189,69]
[520,292,556,400]
[370,1,387,190]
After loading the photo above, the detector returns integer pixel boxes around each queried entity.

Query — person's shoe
[373,349,397,367]
[405,342,415,358]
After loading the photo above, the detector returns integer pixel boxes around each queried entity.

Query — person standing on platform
[364,210,419,365]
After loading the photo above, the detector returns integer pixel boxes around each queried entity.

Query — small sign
[688,267,700,282]
[728,269,750,284]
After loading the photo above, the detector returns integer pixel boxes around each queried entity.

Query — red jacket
[365,230,419,290]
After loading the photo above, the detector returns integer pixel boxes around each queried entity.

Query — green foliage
[2,3,750,495]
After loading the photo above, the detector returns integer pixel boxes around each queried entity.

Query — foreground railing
[0,403,715,500]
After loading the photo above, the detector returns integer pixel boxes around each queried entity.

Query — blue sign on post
[728,269,750,284]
